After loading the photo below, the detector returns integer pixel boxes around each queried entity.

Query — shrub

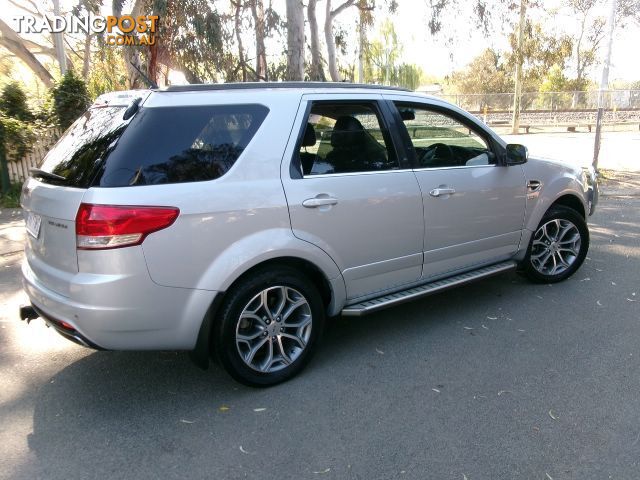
[51,70,91,130]
[0,82,33,122]
[0,116,35,162]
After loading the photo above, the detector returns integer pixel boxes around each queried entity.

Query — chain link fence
[433,90,640,113]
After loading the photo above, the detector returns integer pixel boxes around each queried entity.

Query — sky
[335,0,640,83]
[2,0,639,84]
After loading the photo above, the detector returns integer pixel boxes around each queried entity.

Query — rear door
[21,104,130,296]
[385,97,527,279]
[281,94,424,301]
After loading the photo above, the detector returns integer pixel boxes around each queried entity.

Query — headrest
[302,123,316,147]
[331,116,365,148]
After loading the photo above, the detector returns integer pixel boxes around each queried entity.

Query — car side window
[297,102,398,176]
[394,102,494,169]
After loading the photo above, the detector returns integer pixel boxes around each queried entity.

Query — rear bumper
[31,303,105,349]
[21,254,215,351]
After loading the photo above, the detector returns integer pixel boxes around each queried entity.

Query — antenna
[129,61,159,90]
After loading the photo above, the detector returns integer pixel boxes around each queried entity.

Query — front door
[388,100,527,279]
[281,96,424,300]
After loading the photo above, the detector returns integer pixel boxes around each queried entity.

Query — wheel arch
[550,193,586,219]
[190,254,345,370]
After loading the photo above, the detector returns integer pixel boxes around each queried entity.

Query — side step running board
[341,261,517,317]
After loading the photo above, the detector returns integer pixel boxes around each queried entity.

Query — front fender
[522,160,589,233]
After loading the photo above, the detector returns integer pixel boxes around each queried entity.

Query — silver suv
[20,83,598,386]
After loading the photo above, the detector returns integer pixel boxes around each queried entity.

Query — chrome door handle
[302,196,338,208]
[429,187,456,197]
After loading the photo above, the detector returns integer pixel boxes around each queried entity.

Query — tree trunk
[82,33,91,79]
[51,0,67,74]
[324,0,356,82]
[0,19,53,87]
[114,0,146,88]
[233,1,248,82]
[358,8,366,82]
[286,0,305,81]
[324,0,339,81]
[308,0,325,81]
[511,0,527,134]
[250,0,268,81]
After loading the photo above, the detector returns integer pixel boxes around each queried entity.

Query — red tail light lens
[76,203,179,250]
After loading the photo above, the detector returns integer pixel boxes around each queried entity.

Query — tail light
[76,203,179,250]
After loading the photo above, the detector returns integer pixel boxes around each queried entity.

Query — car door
[281,94,424,301]
[385,97,527,279]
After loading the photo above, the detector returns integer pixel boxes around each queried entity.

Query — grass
[0,182,22,208]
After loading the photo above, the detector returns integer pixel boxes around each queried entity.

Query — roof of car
[161,82,412,93]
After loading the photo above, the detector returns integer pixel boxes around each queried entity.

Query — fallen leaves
[218,405,230,413]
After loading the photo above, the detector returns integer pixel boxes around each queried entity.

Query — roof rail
[162,82,412,93]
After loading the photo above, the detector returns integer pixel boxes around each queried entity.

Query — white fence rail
[8,128,60,184]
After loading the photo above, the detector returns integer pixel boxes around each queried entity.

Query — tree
[505,22,573,93]
[51,70,90,130]
[249,0,268,80]
[0,18,54,87]
[286,0,305,80]
[0,82,33,121]
[451,49,513,109]
[324,0,357,81]
[563,0,605,107]
[366,19,401,85]
[308,0,326,81]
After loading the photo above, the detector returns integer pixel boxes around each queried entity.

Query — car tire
[213,266,325,387]
[521,205,589,283]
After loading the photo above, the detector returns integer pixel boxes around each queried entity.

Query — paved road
[502,130,640,173]
[1,198,639,480]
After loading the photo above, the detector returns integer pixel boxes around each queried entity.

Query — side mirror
[504,143,528,165]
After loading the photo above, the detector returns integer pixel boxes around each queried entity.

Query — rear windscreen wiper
[30,168,67,182]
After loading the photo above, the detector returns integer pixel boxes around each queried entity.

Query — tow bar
[19,305,39,323]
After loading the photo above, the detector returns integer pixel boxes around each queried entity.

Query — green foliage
[505,22,573,93]
[0,82,33,122]
[0,116,36,163]
[157,0,226,83]
[0,181,22,208]
[450,49,513,108]
[363,19,423,89]
[88,42,128,99]
[51,70,91,130]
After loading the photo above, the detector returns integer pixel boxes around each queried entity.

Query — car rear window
[97,104,269,187]
[37,103,269,188]
[38,106,129,188]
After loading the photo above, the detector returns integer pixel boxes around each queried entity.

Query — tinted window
[38,106,128,187]
[98,104,268,187]
[394,102,493,168]
[297,102,398,175]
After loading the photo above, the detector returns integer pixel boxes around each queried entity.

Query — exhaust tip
[19,305,39,321]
